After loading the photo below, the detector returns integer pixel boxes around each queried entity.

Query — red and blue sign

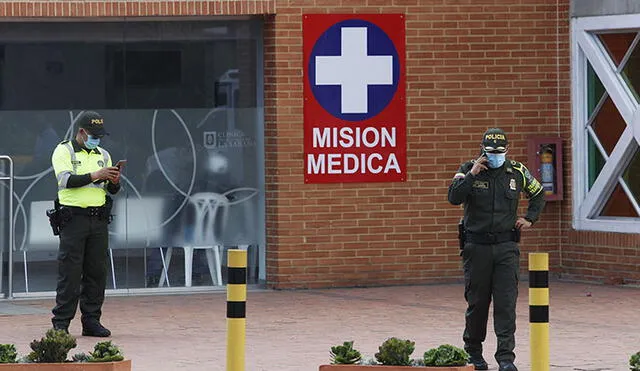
[303,14,406,183]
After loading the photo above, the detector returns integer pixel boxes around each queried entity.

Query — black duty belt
[62,205,106,217]
[466,229,520,244]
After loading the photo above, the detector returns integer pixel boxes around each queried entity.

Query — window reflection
[0,20,264,294]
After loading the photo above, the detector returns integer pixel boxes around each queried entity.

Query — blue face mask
[486,153,506,168]
[84,134,100,150]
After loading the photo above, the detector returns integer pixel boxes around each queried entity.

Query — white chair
[24,201,60,292]
[160,192,229,287]
[110,196,168,288]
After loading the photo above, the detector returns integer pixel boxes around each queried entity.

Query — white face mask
[486,153,506,168]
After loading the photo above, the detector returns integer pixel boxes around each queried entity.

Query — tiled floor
[0,281,638,370]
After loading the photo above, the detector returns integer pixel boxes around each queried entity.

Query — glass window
[0,20,265,296]
[590,96,625,155]
[598,32,636,67]
[573,21,640,232]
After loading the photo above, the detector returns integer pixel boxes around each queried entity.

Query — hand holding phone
[111,160,126,184]
[470,154,488,176]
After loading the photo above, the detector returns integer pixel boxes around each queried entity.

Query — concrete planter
[319,365,474,371]
[0,360,131,371]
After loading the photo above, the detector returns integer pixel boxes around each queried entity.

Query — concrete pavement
[0,281,638,370]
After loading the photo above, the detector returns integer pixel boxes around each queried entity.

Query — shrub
[330,341,362,365]
[89,341,124,362]
[374,337,415,366]
[630,351,640,371]
[423,344,469,367]
[72,352,91,362]
[0,344,17,363]
[27,329,77,363]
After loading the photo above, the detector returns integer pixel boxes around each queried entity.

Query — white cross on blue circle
[315,27,394,114]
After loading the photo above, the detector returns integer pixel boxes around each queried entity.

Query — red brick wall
[562,231,640,285]
[0,1,275,17]
[3,0,637,288]
[265,0,572,288]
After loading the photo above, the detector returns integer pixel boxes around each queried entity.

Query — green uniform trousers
[51,211,109,328]
[462,240,519,363]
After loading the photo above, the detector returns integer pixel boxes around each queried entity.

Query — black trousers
[462,241,520,363]
[51,212,109,327]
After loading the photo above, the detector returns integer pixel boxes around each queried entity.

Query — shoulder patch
[510,160,523,170]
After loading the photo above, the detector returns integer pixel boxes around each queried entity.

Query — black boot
[82,320,111,337]
[469,353,488,370]
[52,323,69,334]
[498,361,518,371]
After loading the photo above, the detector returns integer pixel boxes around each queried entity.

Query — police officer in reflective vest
[448,128,545,371]
[50,111,120,337]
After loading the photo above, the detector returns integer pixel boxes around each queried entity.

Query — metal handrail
[0,155,14,299]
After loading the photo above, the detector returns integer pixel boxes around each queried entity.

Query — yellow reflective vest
[51,140,112,208]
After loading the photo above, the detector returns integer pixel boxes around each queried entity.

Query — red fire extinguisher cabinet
[527,137,564,202]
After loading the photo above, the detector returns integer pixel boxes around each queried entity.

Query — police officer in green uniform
[50,111,120,337]
[448,128,545,371]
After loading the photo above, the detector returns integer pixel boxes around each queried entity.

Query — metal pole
[0,156,14,299]
[529,252,549,371]
[226,249,247,371]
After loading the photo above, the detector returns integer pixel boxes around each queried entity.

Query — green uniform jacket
[448,159,545,233]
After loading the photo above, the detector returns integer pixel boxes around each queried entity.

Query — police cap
[482,128,508,153]
[77,111,108,137]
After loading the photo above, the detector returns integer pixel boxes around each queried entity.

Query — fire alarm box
[527,137,563,201]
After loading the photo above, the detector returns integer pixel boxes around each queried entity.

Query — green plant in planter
[88,341,124,362]
[423,344,469,367]
[72,352,91,363]
[330,341,362,364]
[374,337,415,366]
[27,328,77,363]
[0,344,17,363]
[630,351,640,371]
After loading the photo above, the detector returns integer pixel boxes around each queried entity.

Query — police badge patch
[509,178,517,191]
[98,160,104,167]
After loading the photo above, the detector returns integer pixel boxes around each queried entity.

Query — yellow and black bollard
[226,249,247,371]
[529,252,549,371]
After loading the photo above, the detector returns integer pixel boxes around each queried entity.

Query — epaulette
[59,140,69,145]
[510,160,523,170]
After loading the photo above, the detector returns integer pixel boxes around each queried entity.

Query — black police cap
[482,128,508,152]
[77,111,109,137]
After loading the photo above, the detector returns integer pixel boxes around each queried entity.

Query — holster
[104,195,114,224]
[46,199,72,236]
[46,208,60,236]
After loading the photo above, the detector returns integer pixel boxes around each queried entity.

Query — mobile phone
[115,160,127,169]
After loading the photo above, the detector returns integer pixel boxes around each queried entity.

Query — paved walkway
[0,281,638,370]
